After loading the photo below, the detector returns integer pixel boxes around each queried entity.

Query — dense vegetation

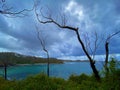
[0,69,120,90]
[0,59,120,90]
[0,52,63,66]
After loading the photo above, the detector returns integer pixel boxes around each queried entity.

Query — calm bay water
[0,62,103,80]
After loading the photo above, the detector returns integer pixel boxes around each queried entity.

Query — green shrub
[69,73,90,84]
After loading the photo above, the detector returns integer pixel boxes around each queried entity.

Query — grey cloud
[63,0,120,56]
[0,0,120,60]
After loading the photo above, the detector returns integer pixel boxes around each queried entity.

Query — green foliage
[100,58,120,90]
[69,73,90,84]
[106,57,120,75]
[0,69,120,90]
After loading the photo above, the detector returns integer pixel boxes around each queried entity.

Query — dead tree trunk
[105,41,109,73]
[4,63,7,80]
[104,31,120,73]
[46,50,50,77]
[75,30,100,80]
[36,26,50,77]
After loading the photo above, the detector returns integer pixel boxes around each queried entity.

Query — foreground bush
[0,70,120,90]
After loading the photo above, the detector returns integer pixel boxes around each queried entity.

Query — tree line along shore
[0,52,64,67]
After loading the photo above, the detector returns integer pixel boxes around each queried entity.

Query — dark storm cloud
[0,0,120,60]
[0,15,9,33]
[62,0,120,58]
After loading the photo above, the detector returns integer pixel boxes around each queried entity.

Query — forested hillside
[0,52,63,66]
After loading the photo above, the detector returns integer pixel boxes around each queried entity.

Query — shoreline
[16,63,48,66]
[15,62,64,66]
[0,61,105,67]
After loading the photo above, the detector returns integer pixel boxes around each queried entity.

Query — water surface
[0,62,103,80]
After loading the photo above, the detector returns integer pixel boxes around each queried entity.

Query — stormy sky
[0,0,120,60]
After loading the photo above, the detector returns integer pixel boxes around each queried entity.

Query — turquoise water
[0,62,103,80]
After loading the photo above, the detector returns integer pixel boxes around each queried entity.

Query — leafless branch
[92,31,100,60]
[35,25,48,53]
[83,31,104,60]
[106,30,120,42]
[35,6,78,31]
[84,32,93,56]
[0,1,35,17]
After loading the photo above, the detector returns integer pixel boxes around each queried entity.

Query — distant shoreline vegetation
[0,52,63,67]
[0,52,92,67]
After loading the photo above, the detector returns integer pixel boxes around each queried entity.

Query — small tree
[35,26,50,77]
[0,53,8,80]
[0,52,13,80]
[104,31,120,73]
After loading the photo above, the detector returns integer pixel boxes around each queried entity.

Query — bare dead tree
[92,31,102,60]
[0,52,12,80]
[83,29,120,74]
[35,25,50,77]
[34,6,100,80]
[104,31,120,73]
[4,63,7,80]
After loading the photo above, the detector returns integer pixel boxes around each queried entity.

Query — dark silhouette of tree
[0,52,13,80]
[84,30,120,74]
[104,31,120,73]
[34,6,100,80]
[35,26,50,77]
